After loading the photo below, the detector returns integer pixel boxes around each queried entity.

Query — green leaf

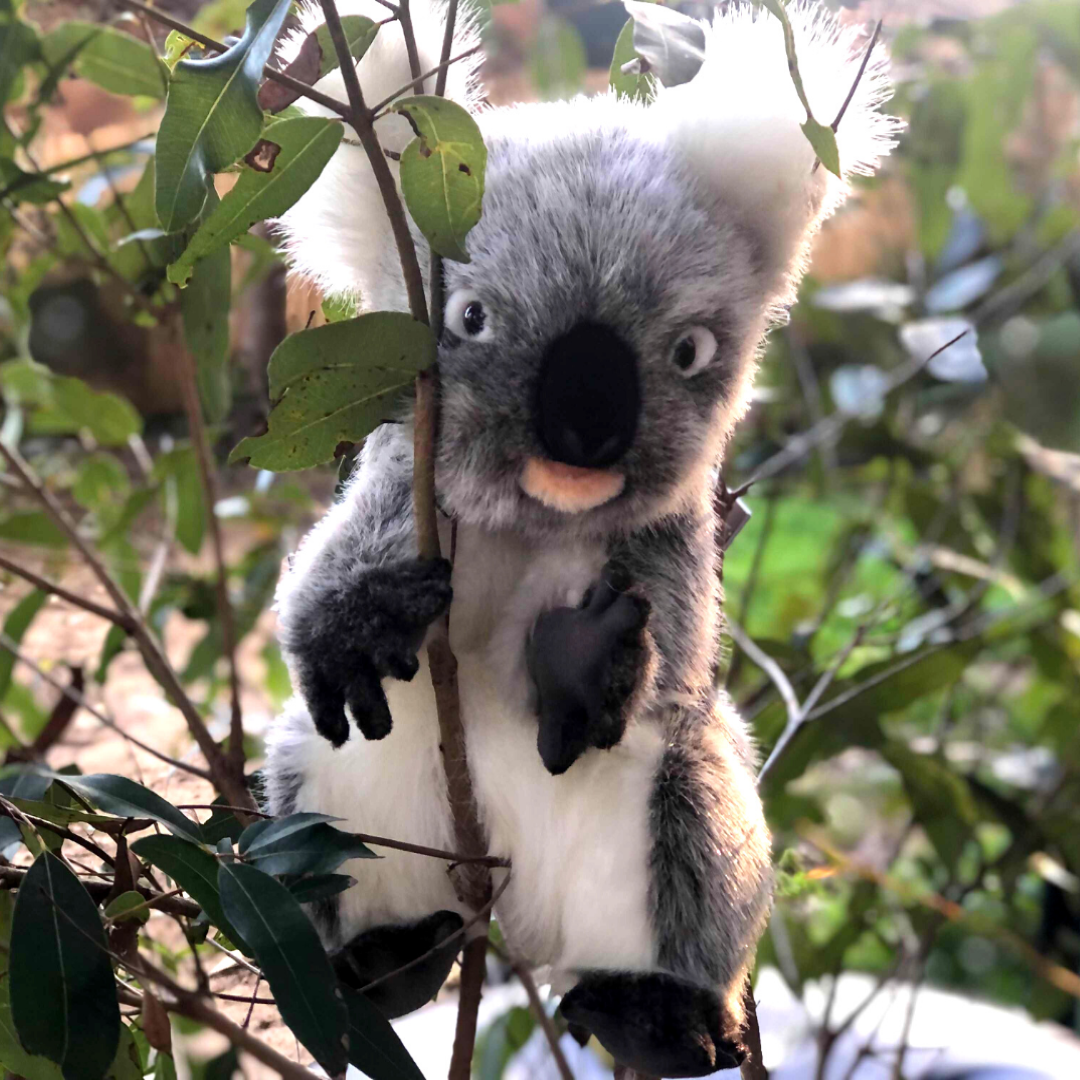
[218,861,348,1073]
[0,589,47,700]
[285,872,356,904]
[104,891,150,924]
[623,1,704,88]
[131,835,249,952]
[72,454,130,514]
[154,447,206,555]
[0,769,52,857]
[610,18,655,104]
[41,23,168,99]
[169,116,343,285]
[239,812,377,876]
[180,244,232,422]
[881,742,980,868]
[10,853,120,1080]
[0,18,39,105]
[802,117,840,177]
[0,511,66,548]
[342,985,426,1080]
[0,965,64,1080]
[51,774,203,844]
[475,1006,535,1080]
[315,15,379,79]
[0,159,69,204]
[155,0,293,231]
[394,96,487,263]
[0,359,141,445]
[230,313,436,471]
[96,625,127,685]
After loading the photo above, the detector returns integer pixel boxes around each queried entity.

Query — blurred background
[3,0,1080,1077]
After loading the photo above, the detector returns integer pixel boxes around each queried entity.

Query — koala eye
[445,289,493,342]
[672,327,718,377]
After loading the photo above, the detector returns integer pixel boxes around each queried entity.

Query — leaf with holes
[218,861,348,1073]
[230,313,435,471]
[10,854,120,1080]
[169,116,342,285]
[155,0,293,231]
[623,1,704,88]
[393,96,487,263]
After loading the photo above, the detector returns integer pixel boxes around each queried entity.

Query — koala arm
[527,507,721,773]
[276,423,451,747]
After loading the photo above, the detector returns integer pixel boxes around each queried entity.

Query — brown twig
[370,44,480,114]
[499,945,574,1080]
[0,551,130,628]
[113,0,352,118]
[0,795,116,867]
[319,0,428,322]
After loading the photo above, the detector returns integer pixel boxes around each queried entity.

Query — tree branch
[0,550,131,628]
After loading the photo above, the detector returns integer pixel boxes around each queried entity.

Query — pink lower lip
[519,457,625,513]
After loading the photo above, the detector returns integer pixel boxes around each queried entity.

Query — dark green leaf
[394,96,487,263]
[0,18,39,105]
[315,15,379,79]
[51,773,203,843]
[623,1,704,88]
[10,853,120,1080]
[285,872,356,904]
[154,447,206,556]
[238,811,339,852]
[0,589,47,700]
[218,861,348,1073]
[180,245,232,422]
[475,1006,535,1080]
[240,813,376,877]
[0,768,52,858]
[169,116,343,285]
[342,985,426,1080]
[230,313,436,471]
[0,159,69,204]
[41,23,168,99]
[155,0,293,230]
[610,18,655,104]
[131,834,249,952]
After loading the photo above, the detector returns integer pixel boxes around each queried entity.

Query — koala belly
[271,527,664,980]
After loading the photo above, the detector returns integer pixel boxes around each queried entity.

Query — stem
[370,44,481,114]
[503,950,574,1080]
[0,864,201,917]
[0,551,130,627]
[114,0,352,119]
[176,337,245,773]
[319,0,428,322]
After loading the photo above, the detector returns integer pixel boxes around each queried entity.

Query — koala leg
[560,970,745,1078]
[332,910,464,1019]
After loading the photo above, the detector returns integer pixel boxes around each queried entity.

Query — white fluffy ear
[274,0,483,310]
[651,2,901,309]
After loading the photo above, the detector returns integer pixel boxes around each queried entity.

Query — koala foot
[559,971,746,1078]
[290,557,453,747]
[331,910,463,1019]
[526,574,650,774]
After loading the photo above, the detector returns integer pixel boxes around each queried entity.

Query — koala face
[435,125,767,541]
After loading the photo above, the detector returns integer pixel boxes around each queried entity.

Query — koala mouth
[519,457,625,513]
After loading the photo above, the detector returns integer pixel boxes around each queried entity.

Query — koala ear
[273,0,483,310]
[650,2,901,310]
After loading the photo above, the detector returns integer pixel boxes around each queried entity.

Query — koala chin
[263,1,900,1073]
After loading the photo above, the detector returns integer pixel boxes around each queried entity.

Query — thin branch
[113,0,352,119]
[0,795,115,867]
[0,443,252,812]
[176,331,245,774]
[397,0,424,84]
[497,945,575,1080]
[371,44,480,115]
[0,630,213,781]
[319,0,428,322]
[728,622,800,725]
[0,551,131,628]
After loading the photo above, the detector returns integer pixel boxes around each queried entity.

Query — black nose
[535,322,640,469]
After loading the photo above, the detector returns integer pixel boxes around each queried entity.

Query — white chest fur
[289,525,662,977]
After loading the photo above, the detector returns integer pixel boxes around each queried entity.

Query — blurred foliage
[0,0,1079,1077]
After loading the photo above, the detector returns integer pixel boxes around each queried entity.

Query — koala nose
[536,322,641,469]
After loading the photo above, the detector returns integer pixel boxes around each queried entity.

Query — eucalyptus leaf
[180,244,232,422]
[285,872,356,904]
[41,23,168,100]
[394,96,487,263]
[10,854,121,1080]
[231,313,436,471]
[0,18,39,105]
[240,813,376,877]
[0,589,47,700]
[623,1,705,88]
[218,861,348,1073]
[341,985,426,1080]
[50,773,203,843]
[169,116,343,285]
[155,0,293,231]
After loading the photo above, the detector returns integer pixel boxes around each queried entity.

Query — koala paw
[292,558,452,747]
[560,971,747,1078]
[526,574,650,775]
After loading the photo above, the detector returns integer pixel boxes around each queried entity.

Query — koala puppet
[263,2,899,1074]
